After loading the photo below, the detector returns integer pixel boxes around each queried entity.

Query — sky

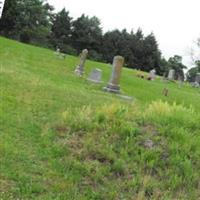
[48,0,200,68]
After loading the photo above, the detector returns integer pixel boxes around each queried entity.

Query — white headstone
[149,69,156,80]
[168,69,175,81]
[87,68,102,83]
[54,48,66,59]
[0,0,5,18]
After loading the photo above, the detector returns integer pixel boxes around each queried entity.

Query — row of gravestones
[74,49,124,93]
[166,69,200,88]
[72,49,200,92]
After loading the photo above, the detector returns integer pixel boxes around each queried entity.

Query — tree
[101,29,124,63]
[186,60,200,82]
[101,29,163,74]
[0,2,167,72]
[71,14,103,60]
[189,36,200,64]
[50,9,75,54]
[141,33,161,73]
[187,37,200,82]
[168,55,187,80]
[159,57,170,77]
[0,0,54,46]
[0,0,19,37]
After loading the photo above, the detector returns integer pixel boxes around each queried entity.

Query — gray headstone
[74,49,88,76]
[168,69,175,81]
[87,68,102,83]
[191,82,200,88]
[178,75,184,88]
[104,55,124,93]
[195,73,200,84]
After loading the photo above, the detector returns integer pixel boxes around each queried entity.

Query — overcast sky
[48,0,199,67]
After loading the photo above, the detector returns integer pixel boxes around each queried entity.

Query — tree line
[186,39,200,82]
[1,0,198,80]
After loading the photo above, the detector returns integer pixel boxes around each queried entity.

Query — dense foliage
[0,0,54,46]
[0,0,189,76]
[186,38,200,82]
[187,61,200,82]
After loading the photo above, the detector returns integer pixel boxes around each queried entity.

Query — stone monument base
[74,66,84,76]
[103,84,120,93]
[87,78,102,84]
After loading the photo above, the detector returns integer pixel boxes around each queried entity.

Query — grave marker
[148,69,156,80]
[104,55,124,93]
[195,73,200,84]
[168,69,175,81]
[75,49,88,76]
[87,68,102,83]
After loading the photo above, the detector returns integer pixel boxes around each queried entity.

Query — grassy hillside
[0,36,200,200]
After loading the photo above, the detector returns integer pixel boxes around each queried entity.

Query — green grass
[0,36,200,200]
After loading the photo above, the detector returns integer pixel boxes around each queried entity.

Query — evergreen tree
[0,2,169,73]
[71,14,103,60]
[168,55,187,80]
[187,61,200,82]
[50,9,75,54]
[0,0,54,46]
[0,0,19,37]
[102,29,163,74]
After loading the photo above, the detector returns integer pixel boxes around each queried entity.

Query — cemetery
[0,0,200,199]
[0,36,200,199]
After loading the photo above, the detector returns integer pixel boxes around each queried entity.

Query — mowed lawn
[0,37,200,200]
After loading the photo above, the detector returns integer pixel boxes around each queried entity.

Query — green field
[0,36,200,200]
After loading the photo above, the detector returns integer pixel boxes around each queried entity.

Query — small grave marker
[163,88,169,97]
[87,68,102,83]
[54,48,66,59]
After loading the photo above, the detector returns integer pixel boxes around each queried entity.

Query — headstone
[178,75,184,88]
[74,49,88,76]
[163,88,169,97]
[54,48,66,59]
[161,72,168,82]
[162,75,167,82]
[87,68,102,83]
[195,73,200,84]
[0,0,5,18]
[56,48,60,53]
[191,82,200,88]
[178,80,183,88]
[104,56,124,93]
[148,69,156,80]
[167,69,175,81]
